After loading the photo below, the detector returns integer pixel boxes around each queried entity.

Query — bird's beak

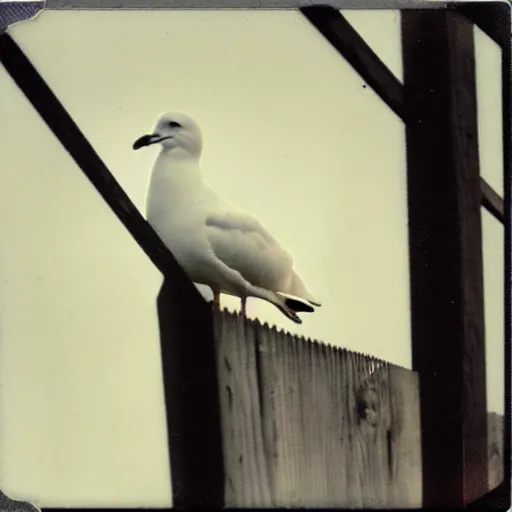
[132,133,163,150]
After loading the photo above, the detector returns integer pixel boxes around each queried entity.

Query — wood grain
[402,10,488,506]
[214,312,271,507]
[487,412,504,491]
[213,311,422,508]
[388,365,423,507]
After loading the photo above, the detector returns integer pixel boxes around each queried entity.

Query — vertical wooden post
[157,278,225,508]
[402,10,488,507]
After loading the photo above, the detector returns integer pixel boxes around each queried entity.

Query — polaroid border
[0,1,510,510]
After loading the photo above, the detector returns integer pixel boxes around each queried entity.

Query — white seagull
[133,112,321,324]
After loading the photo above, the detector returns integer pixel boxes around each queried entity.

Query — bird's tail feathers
[277,292,315,313]
[287,273,322,308]
[248,286,317,325]
[266,292,305,324]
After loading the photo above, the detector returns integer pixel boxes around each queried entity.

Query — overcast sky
[0,9,504,508]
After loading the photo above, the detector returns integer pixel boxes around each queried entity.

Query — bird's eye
[169,121,182,128]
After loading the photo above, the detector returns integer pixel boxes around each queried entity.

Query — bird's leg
[240,296,247,319]
[212,291,221,312]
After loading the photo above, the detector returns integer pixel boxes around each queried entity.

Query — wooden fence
[213,310,422,508]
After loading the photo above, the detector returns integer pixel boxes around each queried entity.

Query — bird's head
[132,112,203,157]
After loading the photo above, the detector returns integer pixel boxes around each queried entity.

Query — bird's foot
[211,292,221,312]
[240,297,247,321]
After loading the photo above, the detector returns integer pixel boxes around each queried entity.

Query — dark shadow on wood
[300,5,406,121]
[158,285,224,508]
[402,9,488,507]
[467,481,510,510]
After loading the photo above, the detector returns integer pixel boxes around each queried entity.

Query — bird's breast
[146,167,212,265]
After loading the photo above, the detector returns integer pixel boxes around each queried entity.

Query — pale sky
[0,9,504,508]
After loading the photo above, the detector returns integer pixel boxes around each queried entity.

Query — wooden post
[454,4,511,504]
[402,10,488,507]
[157,279,225,508]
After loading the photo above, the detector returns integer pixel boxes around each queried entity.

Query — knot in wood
[356,384,380,427]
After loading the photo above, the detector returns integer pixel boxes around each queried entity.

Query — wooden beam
[402,10,488,507]
[0,33,187,283]
[481,178,504,223]
[301,5,406,121]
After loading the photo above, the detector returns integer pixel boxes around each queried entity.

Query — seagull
[133,112,321,324]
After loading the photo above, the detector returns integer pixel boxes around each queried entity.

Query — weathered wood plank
[402,10,488,506]
[345,349,363,508]
[213,311,422,508]
[388,365,423,507]
[254,323,279,505]
[356,358,391,508]
[327,344,347,503]
[214,312,271,507]
[488,412,504,491]
[467,413,507,508]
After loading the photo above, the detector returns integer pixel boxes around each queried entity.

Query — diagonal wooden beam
[481,178,505,223]
[0,32,184,281]
[300,5,407,121]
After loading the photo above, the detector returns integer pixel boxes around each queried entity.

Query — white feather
[139,112,321,322]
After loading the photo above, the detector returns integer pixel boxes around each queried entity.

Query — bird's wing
[204,209,293,291]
